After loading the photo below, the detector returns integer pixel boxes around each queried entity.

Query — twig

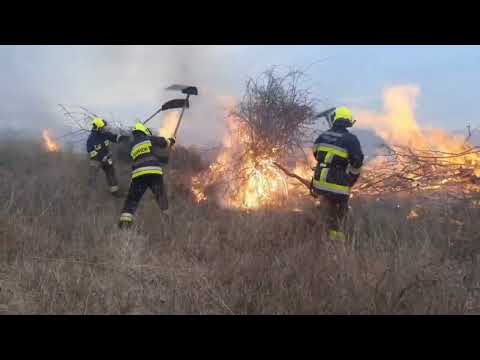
[273,162,311,189]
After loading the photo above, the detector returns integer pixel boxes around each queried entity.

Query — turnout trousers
[88,159,119,194]
[317,193,349,240]
[119,174,168,228]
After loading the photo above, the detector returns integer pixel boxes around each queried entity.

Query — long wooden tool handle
[142,107,163,125]
[273,162,312,189]
[172,94,190,138]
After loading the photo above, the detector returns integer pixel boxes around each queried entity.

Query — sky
[1,45,479,147]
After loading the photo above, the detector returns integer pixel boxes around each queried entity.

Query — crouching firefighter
[118,123,175,229]
[311,107,364,241]
[87,117,127,196]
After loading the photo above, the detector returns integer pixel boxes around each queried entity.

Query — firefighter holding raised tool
[311,107,364,241]
[87,117,127,196]
[118,122,175,229]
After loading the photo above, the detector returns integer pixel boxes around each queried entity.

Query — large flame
[355,85,424,146]
[354,85,472,152]
[192,85,480,209]
[42,130,60,152]
[354,85,480,196]
[192,112,312,210]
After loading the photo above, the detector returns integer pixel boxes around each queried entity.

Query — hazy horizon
[1,45,478,147]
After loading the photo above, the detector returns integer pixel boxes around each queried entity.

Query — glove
[168,137,176,147]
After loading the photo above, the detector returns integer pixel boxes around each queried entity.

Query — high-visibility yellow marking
[131,141,152,160]
[312,168,351,195]
[131,166,163,179]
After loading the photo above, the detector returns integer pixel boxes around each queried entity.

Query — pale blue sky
[0,45,478,145]
[229,45,480,129]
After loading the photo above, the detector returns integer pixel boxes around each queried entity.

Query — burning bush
[232,68,316,157]
[192,68,317,209]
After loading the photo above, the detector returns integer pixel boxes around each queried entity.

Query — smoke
[0,46,61,137]
[0,45,241,145]
[158,111,180,138]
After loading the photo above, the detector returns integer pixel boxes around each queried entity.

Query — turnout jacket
[86,131,121,164]
[129,132,172,179]
[311,125,364,200]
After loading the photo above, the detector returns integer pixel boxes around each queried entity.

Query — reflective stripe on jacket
[311,126,364,199]
[86,131,120,162]
[129,133,169,179]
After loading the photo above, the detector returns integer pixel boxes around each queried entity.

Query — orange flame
[192,110,312,210]
[355,85,423,146]
[406,209,419,220]
[192,84,480,209]
[42,130,60,152]
[354,85,480,196]
[355,85,473,156]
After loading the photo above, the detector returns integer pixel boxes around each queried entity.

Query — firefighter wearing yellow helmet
[118,122,176,229]
[311,107,364,241]
[86,117,127,196]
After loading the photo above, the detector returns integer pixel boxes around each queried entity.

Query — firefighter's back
[311,110,364,200]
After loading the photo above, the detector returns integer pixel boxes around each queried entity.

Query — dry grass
[1,138,480,314]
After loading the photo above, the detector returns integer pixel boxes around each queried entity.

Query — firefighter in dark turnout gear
[311,107,364,241]
[86,117,126,196]
[118,123,175,229]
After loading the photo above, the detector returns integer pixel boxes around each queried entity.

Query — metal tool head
[166,84,198,96]
[314,107,336,119]
[161,98,189,111]
[315,107,337,127]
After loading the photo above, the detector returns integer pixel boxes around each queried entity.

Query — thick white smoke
[0,45,242,146]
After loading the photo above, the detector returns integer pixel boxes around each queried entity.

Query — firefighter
[118,122,175,229]
[86,117,126,196]
[311,107,364,241]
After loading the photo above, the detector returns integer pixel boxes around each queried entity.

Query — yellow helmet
[133,122,152,136]
[92,117,106,130]
[333,107,355,127]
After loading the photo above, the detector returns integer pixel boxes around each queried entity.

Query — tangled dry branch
[231,68,317,158]
[190,67,319,208]
[357,144,480,199]
[57,104,128,143]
